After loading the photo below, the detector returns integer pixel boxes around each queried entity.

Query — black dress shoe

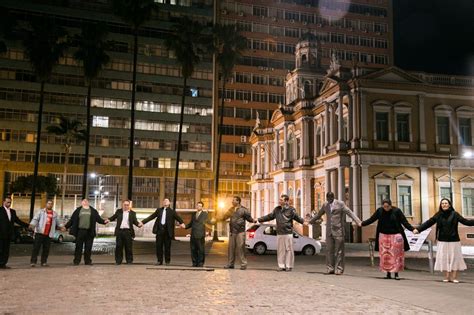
[197,264,204,267]
[240,265,247,270]
[85,262,93,266]
[155,262,163,266]
[224,265,234,269]
[165,262,170,266]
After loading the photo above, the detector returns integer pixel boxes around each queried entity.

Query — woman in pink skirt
[361,199,415,280]
[415,198,474,283]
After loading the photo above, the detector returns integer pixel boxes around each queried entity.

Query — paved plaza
[1,239,473,314]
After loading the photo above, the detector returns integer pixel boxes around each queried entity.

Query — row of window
[220,89,285,104]
[233,72,284,87]
[221,107,273,121]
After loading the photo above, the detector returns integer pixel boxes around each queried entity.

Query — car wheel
[58,235,64,243]
[254,242,267,255]
[302,245,315,256]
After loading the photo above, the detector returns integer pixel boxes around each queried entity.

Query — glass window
[440,187,451,200]
[376,112,389,141]
[398,185,412,216]
[397,113,410,142]
[462,188,474,217]
[376,185,390,208]
[459,118,472,146]
[437,116,450,144]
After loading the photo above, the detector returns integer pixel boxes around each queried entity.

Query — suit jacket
[185,211,214,239]
[0,206,28,240]
[109,209,139,238]
[310,200,361,238]
[65,206,106,237]
[142,207,183,238]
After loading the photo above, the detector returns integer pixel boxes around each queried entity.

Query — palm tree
[164,16,207,212]
[211,24,246,239]
[73,22,110,199]
[112,0,158,200]
[46,116,87,216]
[22,16,68,219]
[0,10,16,54]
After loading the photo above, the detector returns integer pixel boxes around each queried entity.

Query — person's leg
[226,233,236,267]
[0,239,11,267]
[30,234,43,265]
[115,232,124,264]
[84,234,94,265]
[155,232,164,263]
[73,230,86,264]
[41,236,51,264]
[277,235,286,269]
[190,237,197,266]
[198,237,205,266]
[124,230,133,264]
[334,237,345,274]
[164,232,172,264]
[326,235,335,273]
[452,270,458,282]
[444,271,450,282]
[286,234,294,270]
[237,232,247,268]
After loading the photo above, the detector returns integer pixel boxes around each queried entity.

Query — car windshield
[247,225,260,231]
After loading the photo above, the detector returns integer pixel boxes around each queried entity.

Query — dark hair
[382,199,392,206]
[122,199,132,204]
[233,196,241,203]
[326,192,335,198]
[438,198,452,211]
[3,196,12,202]
[281,194,289,201]
[197,201,204,207]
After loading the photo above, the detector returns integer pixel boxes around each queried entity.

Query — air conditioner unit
[221,9,227,15]
[243,99,249,104]
[290,19,295,23]
[240,135,247,143]
[224,98,231,102]
[236,172,243,176]
[238,153,245,158]
[270,67,274,71]
[302,21,307,25]
[363,29,368,33]
[271,17,277,22]
[317,23,322,27]
[263,67,269,71]
[239,11,244,16]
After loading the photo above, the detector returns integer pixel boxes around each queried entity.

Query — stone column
[324,104,330,150]
[360,91,368,148]
[418,94,427,151]
[256,189,262,218]
[338,95,344,142]
[275,129,280,164]
[361,164,370,219]
[256,143,261,175]
[301,118,311,165]
[325,170,332,196]
[264,188,270,216]
[264,142,270,176]
[283,123,289,163]
[348,93,354,142]
[338,166,345,202]
[251,146,256,175]
[420,166,429,222]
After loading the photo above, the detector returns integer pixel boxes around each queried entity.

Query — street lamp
[448,150,473,202]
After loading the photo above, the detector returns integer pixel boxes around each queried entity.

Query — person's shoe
[165,262,170,266]
[240,265,247,270]
[0,265,11,269]
[452,279,460,283]
[155,262,163,266]
[73,262,80,266]
[30,263,36,268]
[41,263,49,267]
[385,273,392,279]
[277,267,286,272]
[335,271,343,275]
[85,262,93,266]
[442,279,449,283]
[326,270,335,275]
[394,274,400,280]
[126,262,133,265]
[192,264,198,267]
[197,264,204,267]
[285,267,292,272]
[224,265,234,269]
[115,262,122,265]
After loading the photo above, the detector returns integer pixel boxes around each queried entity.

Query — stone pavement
[1,238,473,314]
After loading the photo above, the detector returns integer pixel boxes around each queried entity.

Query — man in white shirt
[0,197,29,269]
[108,200,142,265]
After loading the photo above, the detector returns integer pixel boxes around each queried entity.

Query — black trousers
[0,238,11,267]
[190,237,205,266]
[156,229,171,263]
[74,229,94,264]
[31,234,51,264]
[115,229,133,264]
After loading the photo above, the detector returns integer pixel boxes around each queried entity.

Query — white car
[245,224,321,256]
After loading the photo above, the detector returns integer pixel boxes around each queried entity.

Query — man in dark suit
[65,199,108,265]
[0,196,29,269]
[183,201,215,267]
[141,198,184,265]
[108,199,143,265]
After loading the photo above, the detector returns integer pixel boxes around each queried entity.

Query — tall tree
[0,10,16,54]
[73,22,110,198]
[22,16,68,219]
[46,116,87,216]
[164,16,207,212]
[112,0,158,200]
[212,24,246,212]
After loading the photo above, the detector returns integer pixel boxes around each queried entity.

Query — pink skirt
[379,233,405,272]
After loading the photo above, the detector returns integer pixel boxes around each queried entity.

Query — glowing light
[218,201,225,209]
[463,151,473,158]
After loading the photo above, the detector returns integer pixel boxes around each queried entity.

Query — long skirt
[379,233,405,272]
[434,241,467,272]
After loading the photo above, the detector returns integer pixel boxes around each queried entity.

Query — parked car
[245,224,321,256]
[52,230,75,243]
[12,226,34,244]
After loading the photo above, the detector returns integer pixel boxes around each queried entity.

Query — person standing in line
[141,198,185,265]
[309,192,361,275]
[0,197,29,269]
[65,199,108,265]
[29,200,65,267]
[220,196,256,270]
[415,198,474,283]
[361,199,415,280]
[258,194,307,272]
[183,201,215,267]
[108,199,143,265]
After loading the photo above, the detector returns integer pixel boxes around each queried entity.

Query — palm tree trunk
[82,82,92,199]
[61,146,70,217]
[172,76,187,212]
[30,80,45,220]
[128,31,138,200]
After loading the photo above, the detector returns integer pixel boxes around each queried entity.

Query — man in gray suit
[310,192,361,275]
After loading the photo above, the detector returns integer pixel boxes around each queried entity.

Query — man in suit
[0,197,29,269]
[309,192,361,275]
[108,199,143,265]
[65,199,108,265]
[141,198,185,265]
[183,201,215,267]
[220,196,256,270]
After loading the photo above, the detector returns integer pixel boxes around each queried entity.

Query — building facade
[250,38,474,243]
[215,0,394,206]
[0,0,215,219]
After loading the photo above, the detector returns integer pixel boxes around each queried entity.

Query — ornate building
[250,36,474,243]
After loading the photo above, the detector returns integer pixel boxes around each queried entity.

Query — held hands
[138,221,144,228]
[60,226,66,232]
[413,229,419,234]
[179,223,186,229]
[104,219,110,224]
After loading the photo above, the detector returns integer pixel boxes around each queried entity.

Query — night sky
[393,0,474,75]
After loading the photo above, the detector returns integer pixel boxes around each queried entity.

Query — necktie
[161,207,167,225]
